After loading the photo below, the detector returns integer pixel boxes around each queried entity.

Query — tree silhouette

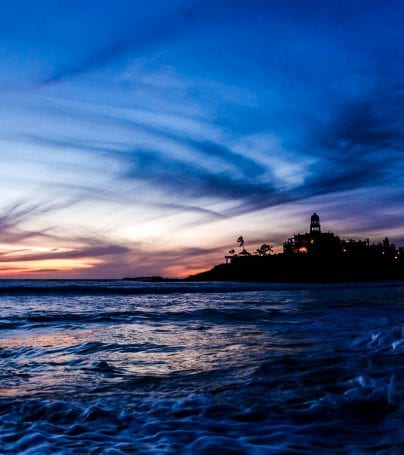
[237,236,245,249]
[255,243,273,256]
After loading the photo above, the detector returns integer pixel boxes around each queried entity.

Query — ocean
[0,280,403,454]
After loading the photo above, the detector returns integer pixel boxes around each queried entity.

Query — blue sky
[0,0,403,277]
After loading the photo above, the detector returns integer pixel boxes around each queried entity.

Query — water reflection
[0,283,402,453]
[0,319,310,395]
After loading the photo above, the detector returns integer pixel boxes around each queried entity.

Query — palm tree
[237,236,244,249]
[260,244,273,256]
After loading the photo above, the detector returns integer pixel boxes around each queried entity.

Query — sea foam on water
[0,280,403,453]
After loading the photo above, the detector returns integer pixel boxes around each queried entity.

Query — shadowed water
[0,281,403,453]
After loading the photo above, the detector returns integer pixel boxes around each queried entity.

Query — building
[283,213,341,256]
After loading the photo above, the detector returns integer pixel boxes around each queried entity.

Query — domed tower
[310,212,321,234]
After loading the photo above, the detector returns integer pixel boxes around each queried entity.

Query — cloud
[5,79,404,225]
[305,85,404,196]
[37,0,216,86]
[0,244,129,263]
[319,89,404,155]
[86,244,226,278]
[1,0,403,279]
[126,148,285,205]
[0,199,86,247]
[0,200,74,233]
[30,268,63,273]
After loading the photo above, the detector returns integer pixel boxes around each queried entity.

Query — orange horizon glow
[0,245,105,277]
[0,210,403,279]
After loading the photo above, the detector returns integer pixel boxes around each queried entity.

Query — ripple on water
[0,282,403,452]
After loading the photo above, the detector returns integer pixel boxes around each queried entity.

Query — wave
[0,307,281,331]
[0,284,403,453]
[0,280,402,296]
[0,354,402,454]
[0,284,262,296]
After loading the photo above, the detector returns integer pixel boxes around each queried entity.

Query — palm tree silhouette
[237,236,244,249]
[256,243,273,256]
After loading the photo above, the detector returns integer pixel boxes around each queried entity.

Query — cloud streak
[0,0,403,277]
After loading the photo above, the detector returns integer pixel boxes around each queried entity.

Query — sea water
[0,280,403,454]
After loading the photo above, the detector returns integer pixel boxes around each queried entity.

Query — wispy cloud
[0,244,129,263]
[0,0,403,277]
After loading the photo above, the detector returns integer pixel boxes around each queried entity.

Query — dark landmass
[187,214,404,283]
[187,254,404,282]
[122,215,404,283]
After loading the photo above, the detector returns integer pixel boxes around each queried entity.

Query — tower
[310,212,321,234]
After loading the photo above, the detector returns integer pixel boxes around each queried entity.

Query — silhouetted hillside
[188,214,404,282]
[188,254,404,282]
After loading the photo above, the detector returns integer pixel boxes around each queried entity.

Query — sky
[0,0,403,278]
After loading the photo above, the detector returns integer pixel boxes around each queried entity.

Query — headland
[187,213,404,282]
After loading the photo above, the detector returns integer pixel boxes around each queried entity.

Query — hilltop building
[224,212,401,263]
[283,213,341,256]
[190,212,404,282]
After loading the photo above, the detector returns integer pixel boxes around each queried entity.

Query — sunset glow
[0,0,403,278]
